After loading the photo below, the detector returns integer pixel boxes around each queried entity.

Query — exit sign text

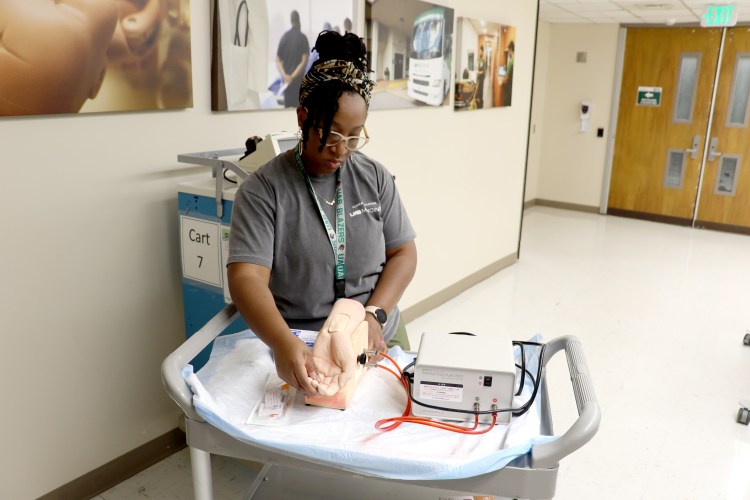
[701,5,738,27]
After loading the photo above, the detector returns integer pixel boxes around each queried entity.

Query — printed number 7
[197,256,203,268]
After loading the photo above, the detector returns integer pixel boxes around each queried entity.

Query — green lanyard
[293,144,347,299]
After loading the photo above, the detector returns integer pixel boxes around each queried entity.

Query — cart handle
[161,304,240,422]
[531,335,600,469]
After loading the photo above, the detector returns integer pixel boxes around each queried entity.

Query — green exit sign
[701,5,738,27]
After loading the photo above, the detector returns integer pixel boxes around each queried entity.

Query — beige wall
[529,23,620,208]
[525,21,551,202]
[0,1,537,498]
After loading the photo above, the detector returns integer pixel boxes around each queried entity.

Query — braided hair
[299,31,373,152]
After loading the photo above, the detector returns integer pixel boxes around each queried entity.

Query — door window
[726,54,750,127]
[673,53,701,123]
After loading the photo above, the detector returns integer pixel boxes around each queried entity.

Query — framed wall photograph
[0,0,193,117]
[366,0,455,110]
[454,17,516,111]
[212,0,360,111]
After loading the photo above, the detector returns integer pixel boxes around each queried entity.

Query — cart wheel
[743,333,750,346]
[739,407,750,425]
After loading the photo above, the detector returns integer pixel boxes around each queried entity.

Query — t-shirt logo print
[349,201,381,217]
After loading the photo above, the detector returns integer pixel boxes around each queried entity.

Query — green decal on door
[637,86,662,106]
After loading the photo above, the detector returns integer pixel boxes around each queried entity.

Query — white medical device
[237,131,298,172]
[411,332,517,425]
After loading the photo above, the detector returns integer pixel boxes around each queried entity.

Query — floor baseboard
[606,207,692,226]
[526,198,600,214]
[38,428,186,500]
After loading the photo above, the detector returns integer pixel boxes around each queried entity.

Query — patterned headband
[299,59,375,107]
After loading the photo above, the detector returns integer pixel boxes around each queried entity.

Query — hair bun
[313,31,368,70]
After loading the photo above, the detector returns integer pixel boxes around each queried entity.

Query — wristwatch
[365,305,388,327]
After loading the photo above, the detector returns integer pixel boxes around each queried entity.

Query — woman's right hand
[228,262,322,395]
[272,335,320,395]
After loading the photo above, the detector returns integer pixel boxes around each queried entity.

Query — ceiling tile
[539,0,750,23]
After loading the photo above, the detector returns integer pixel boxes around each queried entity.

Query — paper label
[419,381,463,402]
[180,216,222,287]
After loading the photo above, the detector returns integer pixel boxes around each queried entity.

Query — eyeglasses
[316,127,369,151]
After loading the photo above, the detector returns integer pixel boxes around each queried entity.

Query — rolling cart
[162,304,601,499]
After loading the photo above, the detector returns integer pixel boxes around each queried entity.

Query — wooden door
[695,27,750,231]
[608,28,722,223]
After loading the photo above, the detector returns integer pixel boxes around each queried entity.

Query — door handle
[685,135,701,159]
[708,137,722,161]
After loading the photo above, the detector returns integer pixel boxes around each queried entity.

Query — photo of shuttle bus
[366,0,455,110]
[407,7,454,106]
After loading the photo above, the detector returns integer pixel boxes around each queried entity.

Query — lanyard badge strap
[293,145,347,299]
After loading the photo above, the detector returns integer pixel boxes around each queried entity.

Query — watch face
[374,308,387,324]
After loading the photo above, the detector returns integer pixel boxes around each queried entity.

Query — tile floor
[94,207,750,499]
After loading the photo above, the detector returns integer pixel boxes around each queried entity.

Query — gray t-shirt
[227,150,416,341]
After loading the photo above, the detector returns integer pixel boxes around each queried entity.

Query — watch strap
[364,305,387,326]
